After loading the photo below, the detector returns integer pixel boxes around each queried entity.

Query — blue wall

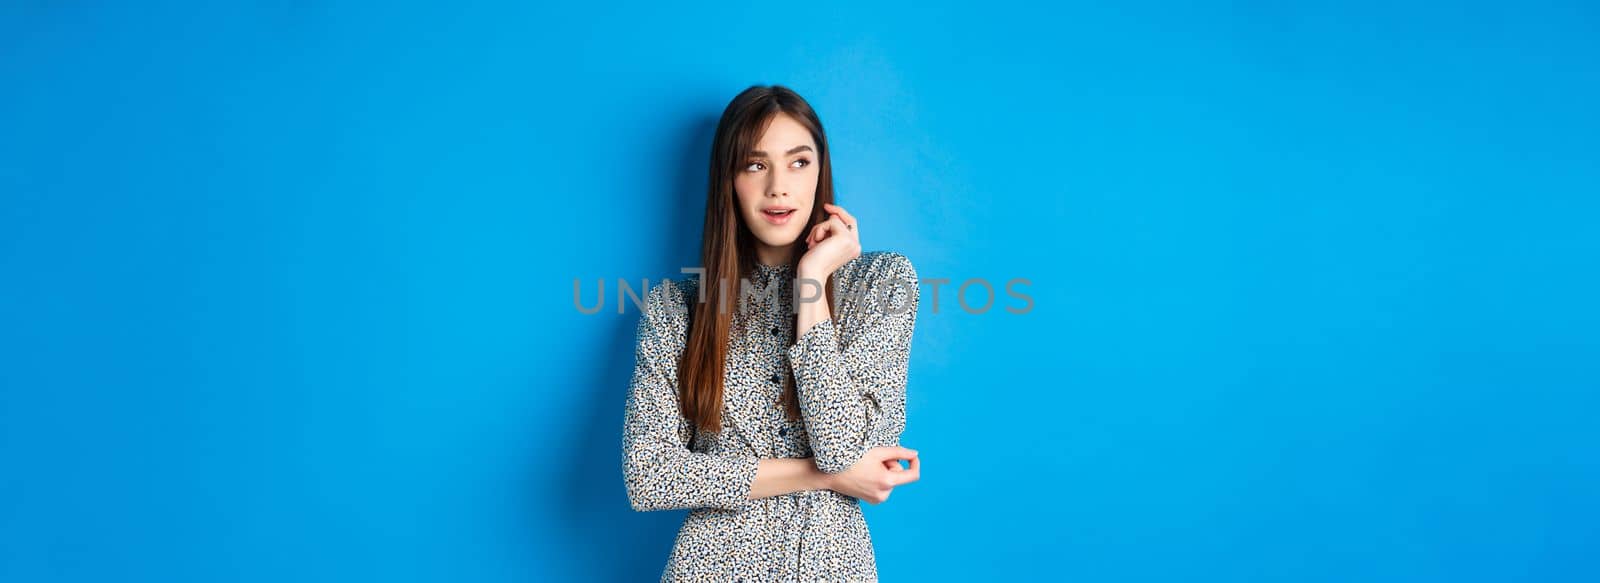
[3,1,1596,581]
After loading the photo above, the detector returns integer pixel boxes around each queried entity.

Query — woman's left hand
[798,203,861,280]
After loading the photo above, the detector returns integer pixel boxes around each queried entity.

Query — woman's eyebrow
[749,145,814,157]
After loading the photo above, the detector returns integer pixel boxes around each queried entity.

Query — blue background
[3,1,1597,581]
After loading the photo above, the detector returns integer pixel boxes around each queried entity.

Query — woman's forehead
[753,113,815,151]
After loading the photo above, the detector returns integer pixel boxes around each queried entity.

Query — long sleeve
[622,280,760,512]
[787,253,919,474]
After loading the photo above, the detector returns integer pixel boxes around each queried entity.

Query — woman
[621,84,923,581]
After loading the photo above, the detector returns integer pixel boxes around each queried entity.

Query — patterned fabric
[622,251,919,581]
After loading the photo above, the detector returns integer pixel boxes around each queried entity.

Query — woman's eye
[745,162,765,172]
[790,158,810,168]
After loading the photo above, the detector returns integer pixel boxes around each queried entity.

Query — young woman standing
[623,84,922,581]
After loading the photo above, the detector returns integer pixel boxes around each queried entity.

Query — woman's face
[734,113,819,263]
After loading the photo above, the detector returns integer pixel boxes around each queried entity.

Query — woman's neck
[754,242,798,267]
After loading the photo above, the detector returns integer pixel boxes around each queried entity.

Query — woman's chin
[751,231,803,253]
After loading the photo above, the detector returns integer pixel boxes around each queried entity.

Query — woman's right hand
[822,446,921,504]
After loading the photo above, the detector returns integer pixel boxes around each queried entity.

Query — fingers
[863,445,923,491]
[873,445,917,461]
[806,205,858,248]
[806,222,831,247]
[823,215,850,238]
[890,452,921,486]
[820,209,859,254]
[822,203,857,228]
[807,216,847,247]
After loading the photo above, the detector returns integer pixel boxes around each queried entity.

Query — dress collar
[751,261,794,283]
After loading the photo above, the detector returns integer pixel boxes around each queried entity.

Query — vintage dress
[621,251,919,581]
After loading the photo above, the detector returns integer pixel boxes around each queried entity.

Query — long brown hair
[679,85,836,433]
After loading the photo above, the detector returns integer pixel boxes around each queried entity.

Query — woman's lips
[760,208,796,225]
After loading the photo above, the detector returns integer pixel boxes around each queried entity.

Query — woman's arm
[791,252,919,474]
[623,280,763,512]
[624,278,916,510]
[747,458,829,500]
[752,451,923,503]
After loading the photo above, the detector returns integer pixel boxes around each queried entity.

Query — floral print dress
[622,251,919,581]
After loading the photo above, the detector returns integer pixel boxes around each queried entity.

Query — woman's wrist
[794,290,831,339]
[809,459,836,491]
[797,248,846,282]
[795,265,828,287]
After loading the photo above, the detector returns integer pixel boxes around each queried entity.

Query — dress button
[779,427,789,437]
[769,373,781,383]
[770,327,780,337]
